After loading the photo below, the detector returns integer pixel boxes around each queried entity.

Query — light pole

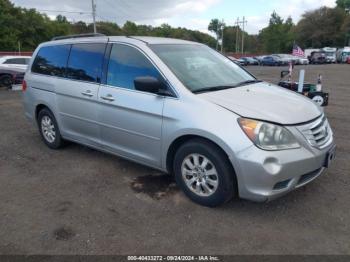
[241,16,247,54]
[92,0,97,34]
[221,19,225,53]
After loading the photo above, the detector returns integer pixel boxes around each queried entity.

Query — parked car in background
[347,56,350,64]
[23,35,335,207]
[254,55,266,64]
[273,54,296,65]
[227,56,245,66]
[305,48,320,59]
[322,47,337,63]
[293,56,309,65]
[309,51,326,64]
[240,57,259,65]
[0,66,25,89]
[261,56,284,66]
[0,56,31,70]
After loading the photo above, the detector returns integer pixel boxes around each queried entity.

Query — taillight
[22,80,27,92]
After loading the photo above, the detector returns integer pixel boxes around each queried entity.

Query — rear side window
[3,58,27,65]
[66,43,106,83]
[107,44,161,90]
[32,45,71,77]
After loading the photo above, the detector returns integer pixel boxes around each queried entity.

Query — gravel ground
[0,64,349,255]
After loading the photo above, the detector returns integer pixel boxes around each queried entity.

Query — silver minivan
[23,35,336,207]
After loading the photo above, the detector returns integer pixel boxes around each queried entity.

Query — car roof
[115,36,198,45]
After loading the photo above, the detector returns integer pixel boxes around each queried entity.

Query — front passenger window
[107,44,161,90]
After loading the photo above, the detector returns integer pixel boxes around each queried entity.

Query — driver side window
[107,44,161,90]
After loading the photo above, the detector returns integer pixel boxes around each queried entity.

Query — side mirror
[134,76,167,95]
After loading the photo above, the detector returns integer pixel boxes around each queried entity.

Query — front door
[98,43,165,167]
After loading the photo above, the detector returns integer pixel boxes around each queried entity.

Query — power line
[36,9,91,14]
[235,17,248,54]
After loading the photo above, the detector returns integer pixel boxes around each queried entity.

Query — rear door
[56,42,106,146]
[98,43,165,167]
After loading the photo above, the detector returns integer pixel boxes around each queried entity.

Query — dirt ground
[0,64,349,255]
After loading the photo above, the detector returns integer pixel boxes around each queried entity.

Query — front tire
[173,139,236,207]
[38,108,64,149]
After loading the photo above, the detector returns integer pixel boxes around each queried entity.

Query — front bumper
[230,140,335,202]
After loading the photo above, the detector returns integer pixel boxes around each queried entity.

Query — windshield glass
[150,44,255,93]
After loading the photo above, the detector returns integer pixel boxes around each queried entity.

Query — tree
[295,7,347,48]
[259,11,296,53]
[336,0,350,9]
[123,21,138,35]
[208,18,225,49]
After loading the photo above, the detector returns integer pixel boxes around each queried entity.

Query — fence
[0,51,33,56]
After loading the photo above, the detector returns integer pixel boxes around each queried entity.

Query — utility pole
[91,0,97,34]
[221,19,225,53]
[216,22,219,50]
[241,16,247,54]
[235,17,240,53]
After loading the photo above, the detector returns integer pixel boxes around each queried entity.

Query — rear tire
[37,108,65,149]
[173,139,236,207]
[0,75,12,89]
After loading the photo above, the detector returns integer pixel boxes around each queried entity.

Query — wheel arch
[165,133,235,175]
[35,103,54,122]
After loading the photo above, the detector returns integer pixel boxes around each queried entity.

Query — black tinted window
[107,44,161,90]
[4,58,27,65]
[67,43,105,83]
[32,45,70,77]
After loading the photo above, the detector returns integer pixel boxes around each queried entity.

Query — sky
[11,0,337,35]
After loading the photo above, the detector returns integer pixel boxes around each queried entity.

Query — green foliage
[259,12,296,53]
[0,0,216,51]
[221,26,259,53]
[295,7,348,48]
[1,0,350,53]
[208,18,224,39]
[0,0,72,51]
[336,0,350,9]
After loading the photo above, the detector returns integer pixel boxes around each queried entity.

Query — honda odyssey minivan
[23,34,336,207]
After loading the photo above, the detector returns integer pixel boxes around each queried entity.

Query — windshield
[150,44,255,93]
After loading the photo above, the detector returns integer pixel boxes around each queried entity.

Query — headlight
[238,118,300,150]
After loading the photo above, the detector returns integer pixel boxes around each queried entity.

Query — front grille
[297,115,333,149]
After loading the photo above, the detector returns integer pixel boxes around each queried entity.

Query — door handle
[81,90,93,97]
[100,94,115,102]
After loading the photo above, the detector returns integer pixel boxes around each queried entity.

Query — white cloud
[11,0,337,35]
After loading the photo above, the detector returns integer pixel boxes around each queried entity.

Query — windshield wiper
[193,85,236,94]
[233,79,262,87]
[192,79,261,94]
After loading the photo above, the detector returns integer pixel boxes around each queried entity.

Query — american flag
[292,44,305,57]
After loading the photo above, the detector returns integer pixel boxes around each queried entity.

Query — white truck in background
[336,47,350,63]
[322,47,337,63]
[305,48,320,60]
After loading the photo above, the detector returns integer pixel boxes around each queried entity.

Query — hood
[199,82,322,125]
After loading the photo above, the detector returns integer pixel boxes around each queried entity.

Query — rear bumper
[230,141,335,202]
